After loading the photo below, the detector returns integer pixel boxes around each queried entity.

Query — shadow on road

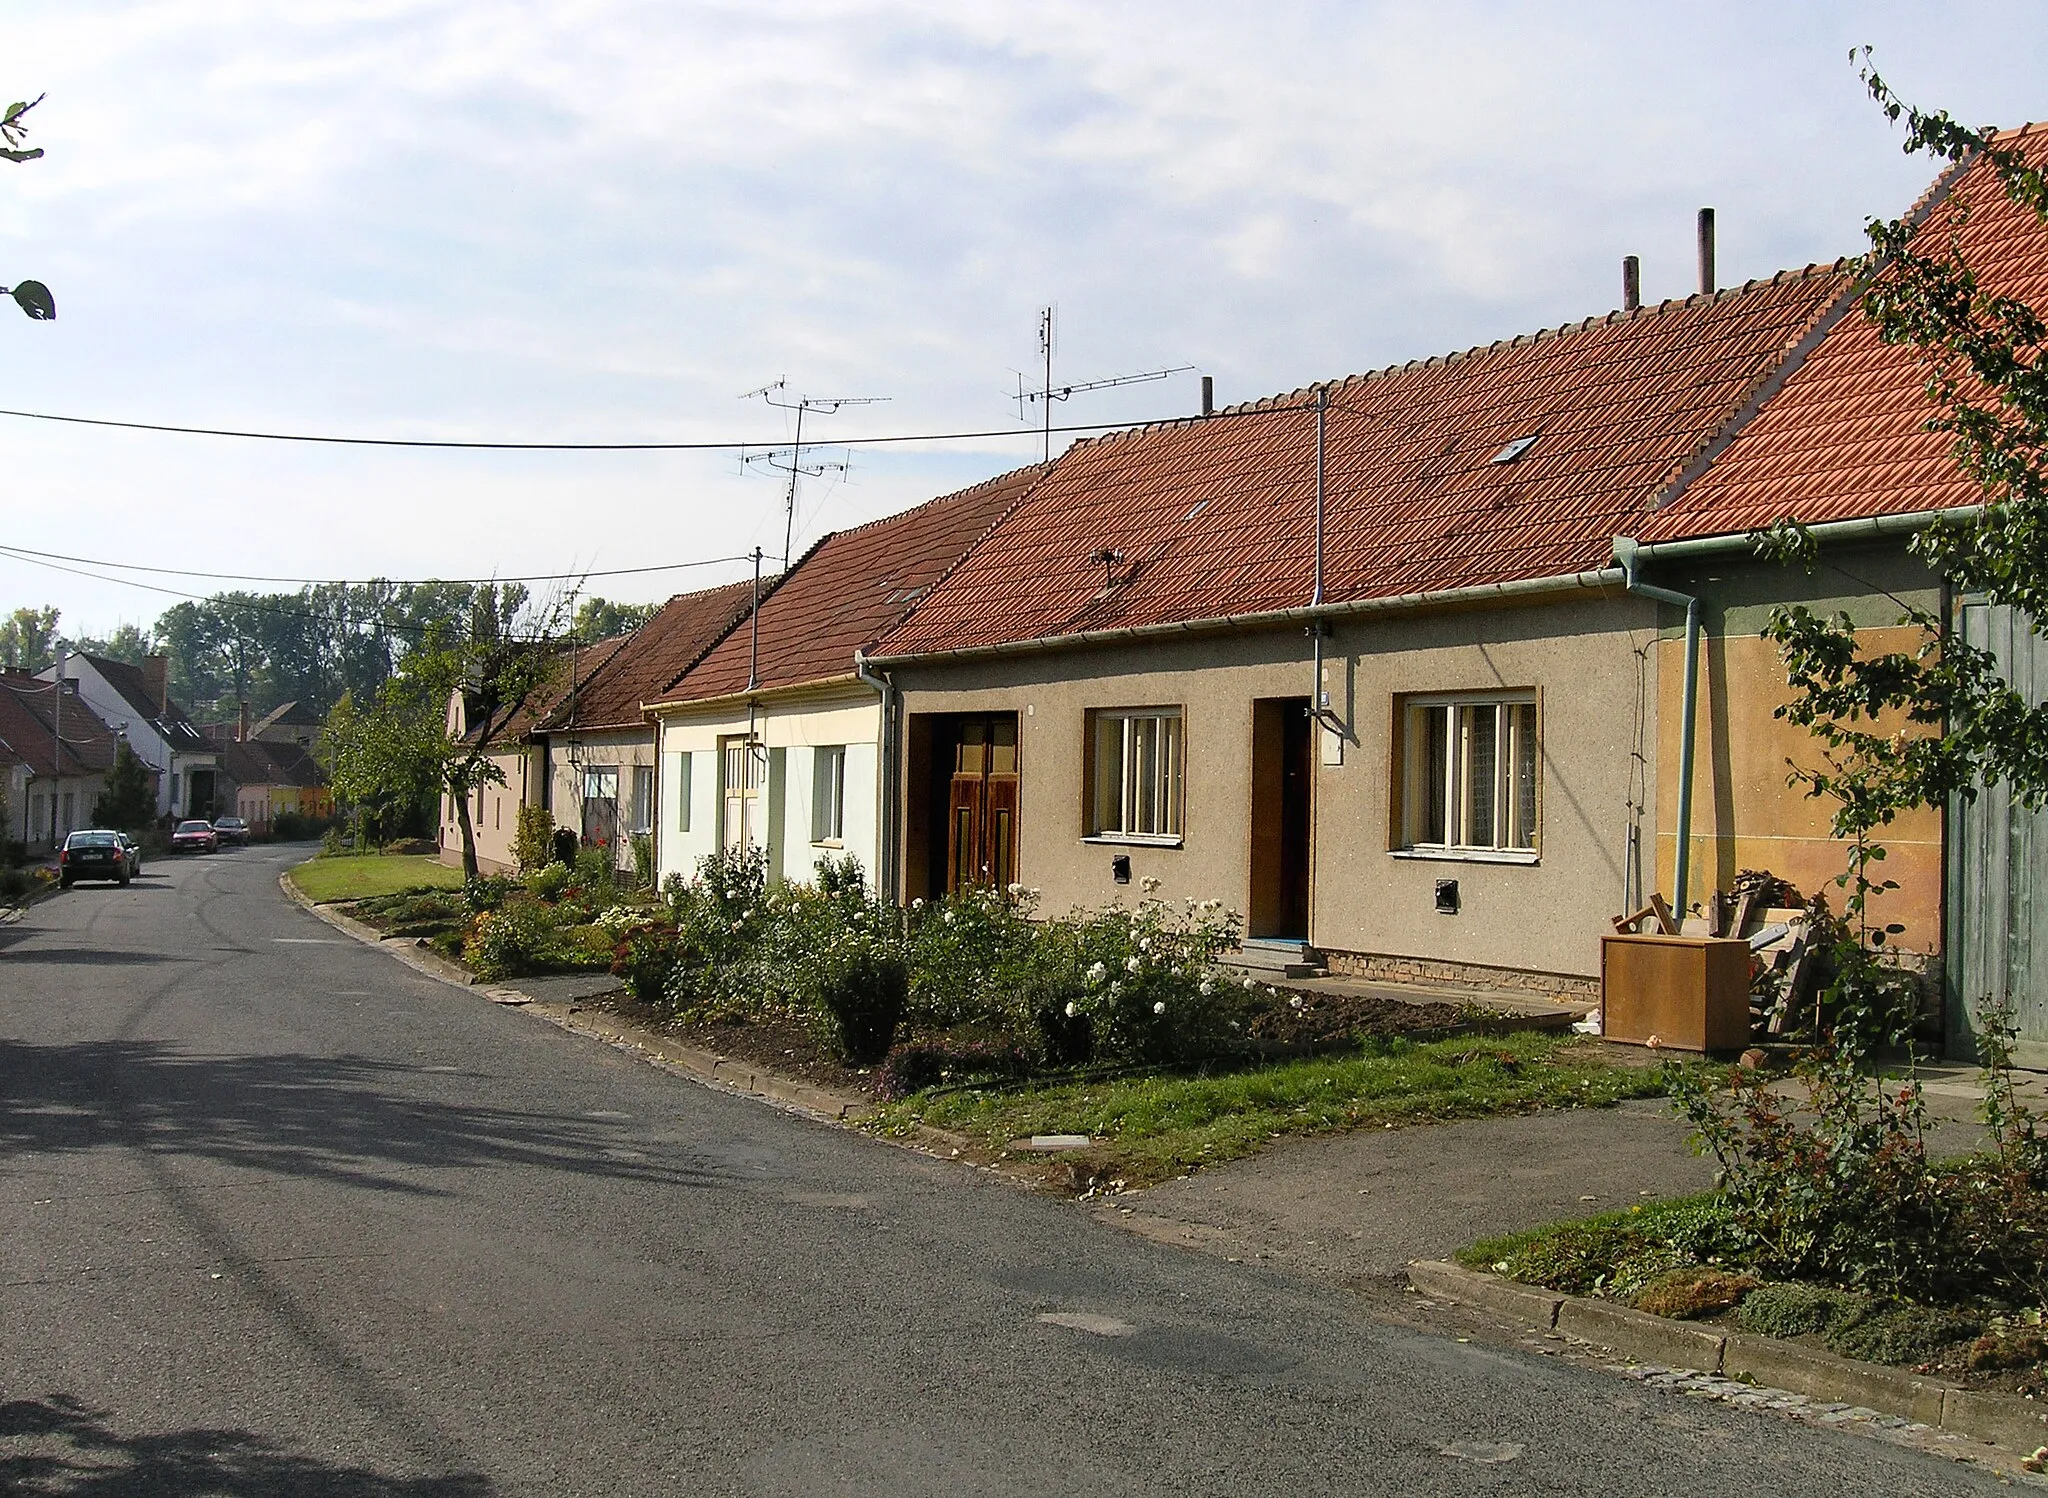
[0,1394,492,1497]
[0,1040,728,1195]
[0,948,191,966]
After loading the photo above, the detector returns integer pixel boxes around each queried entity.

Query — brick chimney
[142,655,169,716]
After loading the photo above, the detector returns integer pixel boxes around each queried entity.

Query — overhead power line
[0,543,758,588]
[0,402,1273,451]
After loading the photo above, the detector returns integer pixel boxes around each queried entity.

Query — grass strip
[872,1032,1671,1187]
[287,853,465,904]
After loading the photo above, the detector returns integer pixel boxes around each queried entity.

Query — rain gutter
[865,567,1627,669]
[853,649,898,902]
[1612,537,1703,916]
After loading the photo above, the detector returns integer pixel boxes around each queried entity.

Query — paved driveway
[0,847,2005,1495]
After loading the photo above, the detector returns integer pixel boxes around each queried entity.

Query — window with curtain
[1399,693,1538,853]
[1086,708,1184,841]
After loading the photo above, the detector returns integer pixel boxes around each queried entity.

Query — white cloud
[0,0,2041,632]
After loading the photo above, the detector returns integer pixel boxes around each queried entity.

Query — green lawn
[288,853,464,904]
[871,1032,1674,1188]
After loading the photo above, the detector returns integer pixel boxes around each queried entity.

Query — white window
[1087,708,1184,841]
[1399,693,1539,854]
[630,764,654,834]
[812,745,846,843]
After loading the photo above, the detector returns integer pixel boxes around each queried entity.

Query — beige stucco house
[870,265,1867,997]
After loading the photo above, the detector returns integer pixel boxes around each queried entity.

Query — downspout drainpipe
[853,650,897,904]
[1614,536,1701,919]
[1309,385,1329,716]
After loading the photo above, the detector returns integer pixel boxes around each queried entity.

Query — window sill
[1389,845,1539,866]
[811,838,845,850]
[1081,833,1184,849]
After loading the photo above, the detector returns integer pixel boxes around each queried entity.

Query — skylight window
[1491,434,1540,465]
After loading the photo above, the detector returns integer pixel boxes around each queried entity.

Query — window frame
[811,744,847,846]
[1392,690,1541,863]
[629,764,654,835]
[1082,706,1186,846]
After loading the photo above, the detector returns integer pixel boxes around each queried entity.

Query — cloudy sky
[2,1,2042,636]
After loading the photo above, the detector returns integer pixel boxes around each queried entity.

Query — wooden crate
[1600,934,1751,1052]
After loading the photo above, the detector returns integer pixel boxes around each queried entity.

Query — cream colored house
[872,266,1865,996]
[650,466,1045,893]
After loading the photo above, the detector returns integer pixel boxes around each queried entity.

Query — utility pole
[740,381,889,567]
[1016,305,1196,463]
[50,643,62,843]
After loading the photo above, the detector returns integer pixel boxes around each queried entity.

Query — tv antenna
[1014,305,1196,462]
[740,380,889,566]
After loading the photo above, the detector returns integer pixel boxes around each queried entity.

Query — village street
[0,847,2008,1496]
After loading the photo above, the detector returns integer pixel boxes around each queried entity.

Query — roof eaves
[869,566,1626,669]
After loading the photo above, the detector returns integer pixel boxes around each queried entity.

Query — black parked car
[59,829,136,887]
[212,815,250,847]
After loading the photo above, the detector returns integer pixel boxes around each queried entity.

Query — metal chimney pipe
[1622,255,1641,313]
[1697,208,1716,296]
[1200,375,1214,417]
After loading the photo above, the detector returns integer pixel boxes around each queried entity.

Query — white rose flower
[1086,961,1108,986]
[1064,1001,1078,1018]
[1289,994,1305,1009]
[1109,981,1123,998]
[1152,1001,1166,1015]
[1243,976,1257,990]
[911,897,924,909]
[1125,955,1142,974]
[1199,979,1216,996]
[943,910,955,924]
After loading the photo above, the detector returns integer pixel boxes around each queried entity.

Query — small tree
[1762,62,2048,876]
[323,586,574,880]
[92,742,155,832]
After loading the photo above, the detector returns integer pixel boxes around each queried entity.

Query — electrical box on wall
[1111,853,1132,884]
[1435,879,1460,915]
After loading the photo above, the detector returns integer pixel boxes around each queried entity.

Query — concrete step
[1223,939,1328,979]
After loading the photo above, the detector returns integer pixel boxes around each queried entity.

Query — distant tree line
[0,588,655,722]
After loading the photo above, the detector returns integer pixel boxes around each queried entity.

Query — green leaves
[0,95,44,159]
[8,280,53,319]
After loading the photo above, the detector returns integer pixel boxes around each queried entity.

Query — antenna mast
[741,380,889,567]
[1015,305,1196,463]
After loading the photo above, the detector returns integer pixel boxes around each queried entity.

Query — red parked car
[170,819,219,853]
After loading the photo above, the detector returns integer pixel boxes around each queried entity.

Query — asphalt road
[0,847,2003,1496]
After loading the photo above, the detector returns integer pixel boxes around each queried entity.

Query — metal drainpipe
[853,650,896,903]
[1309,385,1329,714]
[1614,537,1702,918]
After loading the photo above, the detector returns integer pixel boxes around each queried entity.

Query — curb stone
[278,869,869,1124]
[1409,1259,2048,1458]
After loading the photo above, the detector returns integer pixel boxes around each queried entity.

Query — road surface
[0,846,2002,1495]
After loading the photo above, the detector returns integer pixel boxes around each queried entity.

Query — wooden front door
[1249,698,1312,939]
[945,716,1019,892]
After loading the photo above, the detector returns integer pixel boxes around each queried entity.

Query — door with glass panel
[945,716,1019,892]
[720,735,764,852]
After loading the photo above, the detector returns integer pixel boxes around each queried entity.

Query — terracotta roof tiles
[1641,124,2048,542]
[659,463,1047,703]
[543,580,756,731]
[880,267,1853,656]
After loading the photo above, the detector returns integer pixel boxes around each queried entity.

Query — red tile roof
[0,671,122,778]
[463,635,634,745]
[877,269,1854,657]
[658,464,1048,703]
[543,579,755,731]
[1641,125,2048,542]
